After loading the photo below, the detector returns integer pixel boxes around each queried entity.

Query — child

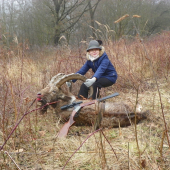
[69,40,117,99]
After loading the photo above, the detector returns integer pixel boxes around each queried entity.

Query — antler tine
[55,73,93,99]
[49,73,65,86]
[55,73,86,87]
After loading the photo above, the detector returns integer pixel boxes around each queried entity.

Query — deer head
[37,73,93,114]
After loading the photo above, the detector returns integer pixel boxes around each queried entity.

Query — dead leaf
[39,131,46,136]
[14,148,24,153]
[141,159,146,168]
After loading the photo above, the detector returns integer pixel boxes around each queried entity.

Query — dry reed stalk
[128,142,130,170]
[140,41,170,147]
[59,35,67,42]
[132,15,141,18]
[93,101,107,169]
[9,82,18,150]
[131,16,170,167]
[134,88,142,170]
[9,82,18,122]
[4,151,21,170]
[95,20,102,26]
[13,34,18,45]
[5,150,123,155]
[99,131,107,169]
[0,98,48,151]
[62,128,102,170]
[101,131,119,161]
[1,79,8,144]
[114,14,129,23]
[159,130,166,165]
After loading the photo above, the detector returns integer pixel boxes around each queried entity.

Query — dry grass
[0,31,170,169]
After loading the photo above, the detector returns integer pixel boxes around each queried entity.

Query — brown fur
[59,101,149,128]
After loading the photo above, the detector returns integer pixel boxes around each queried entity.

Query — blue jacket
[76,48,117,83]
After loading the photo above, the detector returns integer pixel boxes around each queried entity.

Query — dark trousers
[78,77,114,99]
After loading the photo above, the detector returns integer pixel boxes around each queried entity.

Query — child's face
[89,49,100,58]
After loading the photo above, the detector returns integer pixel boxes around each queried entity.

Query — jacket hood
[86,46,105,60]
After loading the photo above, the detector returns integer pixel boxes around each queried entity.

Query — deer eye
[52,91,56,93]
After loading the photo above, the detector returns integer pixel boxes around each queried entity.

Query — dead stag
[37,73,149,128]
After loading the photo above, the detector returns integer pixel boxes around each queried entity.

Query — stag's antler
[54,73,93,99]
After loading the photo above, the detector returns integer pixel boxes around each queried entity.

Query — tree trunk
[88,0,101,39]
[54,29,60,45]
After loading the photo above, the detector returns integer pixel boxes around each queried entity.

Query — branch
[92,0,101,14]
[0,100,60,151]
[60,2,89,34]
[62,128,102,169]
[59,0,83,21]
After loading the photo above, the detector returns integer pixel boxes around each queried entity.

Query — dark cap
[87,40,102,52]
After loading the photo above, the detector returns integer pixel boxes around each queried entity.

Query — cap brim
[87,46,102,52]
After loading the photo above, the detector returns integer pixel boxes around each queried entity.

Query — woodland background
[1,0,170,46]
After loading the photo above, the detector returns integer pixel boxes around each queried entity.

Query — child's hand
[84,77,96,87]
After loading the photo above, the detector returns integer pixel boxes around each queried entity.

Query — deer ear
[58,94,72,101]
[97,40,103,45]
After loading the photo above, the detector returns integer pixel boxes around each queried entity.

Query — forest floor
[1,77,170,170]
[1,32,170,169]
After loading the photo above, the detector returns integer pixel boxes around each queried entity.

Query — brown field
[0,31,170,170]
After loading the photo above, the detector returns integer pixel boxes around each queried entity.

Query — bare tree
[47,0,88,44]
[94,0,170,39]
[146,1,170,35]
[1,0,170,46]
[88,0,101,38]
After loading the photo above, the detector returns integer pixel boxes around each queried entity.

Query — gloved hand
[84,77,96,87]
[66,81,72,87]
